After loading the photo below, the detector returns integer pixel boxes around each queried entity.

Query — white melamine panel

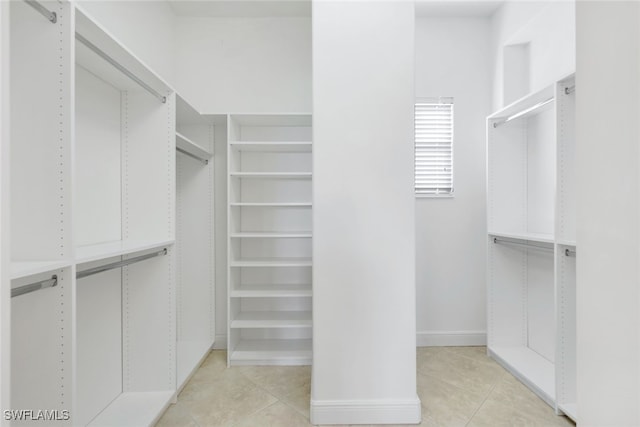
[230,151,311,174]
[10,0,72,261]
[526,248,555,362]
[488,238,527,347]
[234,206,311,233]
[556,245,576,418]
[176,149,214,387]
[176,125,211,155]
[234,177,312,204]
[123,91,175,242]
[75,65,122,246]
[231,238,311,263]
[487,120,526,234]
[87,391,173,427]
[122,250,175,392]
[76,268,122,427]
[0,0,9,415]
[556,76,576,244]
[526,106,556,236]
[11,268,72,424]
[214,122,228,343]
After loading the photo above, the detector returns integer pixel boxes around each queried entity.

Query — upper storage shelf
[487,83,557,240]
[75,8,171,100]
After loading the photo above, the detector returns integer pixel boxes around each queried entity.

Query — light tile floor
[157,347,575,426]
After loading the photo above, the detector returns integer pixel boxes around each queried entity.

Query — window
[415,98,454,197]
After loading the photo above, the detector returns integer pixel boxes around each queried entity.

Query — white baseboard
[212,334,227,350]
[310,397,421,425]
[416,330,486,347]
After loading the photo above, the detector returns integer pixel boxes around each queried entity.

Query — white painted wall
[174,16,311,113]
[75,1,177,87]
[414,17,492,346]
[311,1,420,424]
[576,2,640,425]
[490,1,575,110]
[0,1,10,418]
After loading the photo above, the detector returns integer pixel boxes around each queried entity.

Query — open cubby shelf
[227,114,313,366]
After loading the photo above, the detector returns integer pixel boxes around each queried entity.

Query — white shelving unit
[227,114,313,366]
[7,1,74,424]
[175,95,222,390]
[74,6,176,426]
[487,74,576,419]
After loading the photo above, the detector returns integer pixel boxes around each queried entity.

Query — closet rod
[11,275,58,298]
[177,147,208,165]
[565,248,576,257]
[77,248,167,279]
[492,237,553,252]
[24,0,57,23]
[75,33,167,104]
[493,97,554,128]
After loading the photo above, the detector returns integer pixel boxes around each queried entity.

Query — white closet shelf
[176,132,212,160]
[11,260,72,280]
[87,391,174,427]
[488,84,555,124]
[488,346,556,407]
[76,239,174,264]
[230,311,312,328]
[230,339,312,366]
[230,257,313,267]
[230,232,312,238]
[558,403,577,422]
[177,339,214,390]
[230,284,312,298]
[230,141,312,152]
[488,231,555,244]
[230,202,312,207]
[229,172,312,179]
[556,239,576,247]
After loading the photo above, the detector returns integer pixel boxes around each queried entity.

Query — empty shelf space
[230,311,312,328]
[230,141,312,152]
[489,231,555,244]
[488,346,556,407]
[87,391,174,427]
[176,132,211,160]
[11,260,71,280]
[76,239,174,264]
[230,232,312,238]
[230,339,312,366]
[558,403,577,422]
[229,172,312,179]
[230,284,312,298]
[230,257,312,267]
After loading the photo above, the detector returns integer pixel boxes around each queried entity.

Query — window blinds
[414,98,454,196]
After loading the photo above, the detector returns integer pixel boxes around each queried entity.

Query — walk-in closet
[1,0,638,426]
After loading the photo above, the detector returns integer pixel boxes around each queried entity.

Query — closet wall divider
[486,73,576,421]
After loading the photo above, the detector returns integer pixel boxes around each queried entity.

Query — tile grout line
[464,371,505,426]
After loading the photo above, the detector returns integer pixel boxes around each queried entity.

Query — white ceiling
[168,0,503,18]
[168,0,311,18]
[415,1,504,18]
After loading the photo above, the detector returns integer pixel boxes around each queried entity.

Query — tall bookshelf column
[227,114,313,366]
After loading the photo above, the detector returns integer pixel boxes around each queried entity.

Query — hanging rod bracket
[177,147,208,164]
[565,248,576,257]
[565,85,575,95]
[11,275,58,298]
[75,33,167,104]
[77,248,168,280]
[24,0,57,23]
[492,237,553,252]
